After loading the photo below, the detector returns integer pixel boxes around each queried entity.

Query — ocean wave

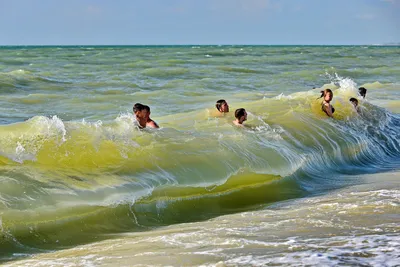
[0,70,70,93]
[0,77,399,260]
[142,67,189,78]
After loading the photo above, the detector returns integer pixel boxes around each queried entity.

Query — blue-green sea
[0,45,399,266]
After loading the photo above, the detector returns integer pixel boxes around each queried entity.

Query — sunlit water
[0,45,399,266]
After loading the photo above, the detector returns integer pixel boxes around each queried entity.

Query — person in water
[133,103,159,129]
[233,108,247,126]
[349,97,360,113]
[216,99,229,113]
[319,89,335,118]
[358,87,367,99]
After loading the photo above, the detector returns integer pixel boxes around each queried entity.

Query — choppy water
[0,45,399,266]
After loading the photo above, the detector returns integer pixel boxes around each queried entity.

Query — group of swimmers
[350,87,367,112]
[319,87,367,118]
[132,100,248,129]
[215,100,248,126]
[133,87,368,128]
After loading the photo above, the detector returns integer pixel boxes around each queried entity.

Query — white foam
[325,72,358,95]
[14,142,28,163]
[33,115,67,143]
[50,115,67,142]
[94,120,103,128]
[274,93,293,100]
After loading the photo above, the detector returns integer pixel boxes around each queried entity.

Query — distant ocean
[0,45,399,266]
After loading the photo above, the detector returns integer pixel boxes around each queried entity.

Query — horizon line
[1,43,400,47]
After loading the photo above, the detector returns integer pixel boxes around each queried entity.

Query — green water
[0,45,399,266]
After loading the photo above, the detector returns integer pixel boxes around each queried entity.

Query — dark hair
[133,103,151,113]
[215,99,226,111]
[234,108,246,119]
[318,89,333,99]
[358,87,367,98]
[133,103,144,113]
[349,97,358,104]
[143,105,151,112]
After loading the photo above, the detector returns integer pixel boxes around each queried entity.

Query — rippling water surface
[0,45,399,266]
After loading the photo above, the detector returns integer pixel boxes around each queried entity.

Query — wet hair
[349,97,358,105]
[133,103,145,113]
[215,99,227,111]
[318,89,333,99]
[234,108,246,119]
[358,87,367,98]
[143,105,151,112]
[133,103,151,113]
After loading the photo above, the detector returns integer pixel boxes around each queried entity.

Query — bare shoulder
[232,120,244,127]
[322,102,331,111]
[147,120,159,129]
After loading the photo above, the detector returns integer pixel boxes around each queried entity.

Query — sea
[0,45,399,266]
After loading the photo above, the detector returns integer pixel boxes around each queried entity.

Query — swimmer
[216,99,229,113]
[349,97,358,108]
[358,87,367,99]
[349,97,360,113]
[133,103,159,129]
[233,108,247,126]
[319,89,335,118]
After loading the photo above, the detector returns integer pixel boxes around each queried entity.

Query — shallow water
[0,45,399,266]
[4,171,399,267]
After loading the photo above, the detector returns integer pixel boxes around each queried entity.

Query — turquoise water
[0,46,399,266]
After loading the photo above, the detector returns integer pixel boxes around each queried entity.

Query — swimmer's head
[358,87,367,98]
[349,97,358,108]
[133,103,151,121]
[141,105,151,119]
[319,89,333,102]
[133,103,144,114]
[216,99,229,113]
[234,108,247,124]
